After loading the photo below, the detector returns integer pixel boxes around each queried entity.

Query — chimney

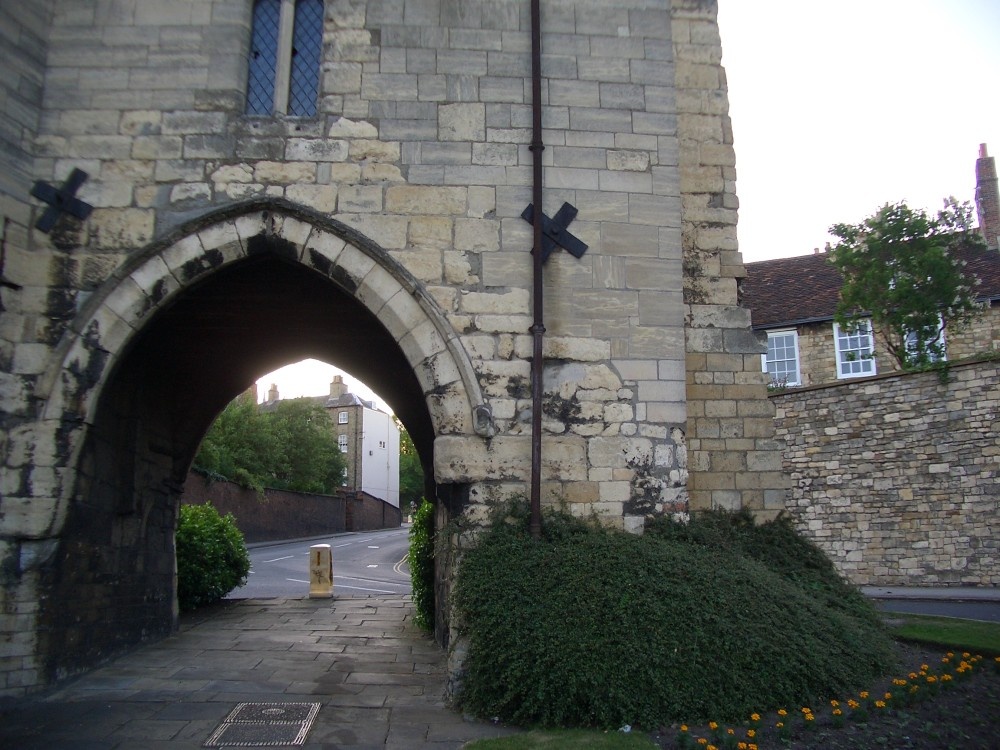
[329,375,347,399]
[268,383,279,402]
[975,143,1000,249]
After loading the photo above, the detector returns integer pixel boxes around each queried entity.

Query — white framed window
[337,434,348,451]
[246,0,323,117]
[833,321,876,378]
[338,411,348,424]
[762,330,801,387]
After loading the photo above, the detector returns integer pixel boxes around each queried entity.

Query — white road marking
[367,564,378,568]
[263,556,294,563]
[335,584,396,594]
[286,578,309,583]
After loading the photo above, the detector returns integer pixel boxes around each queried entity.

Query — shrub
[409,498,435,631]
[453,503,895,728]
[176,503,251,611]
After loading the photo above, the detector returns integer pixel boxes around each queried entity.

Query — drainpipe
[528,0,544,539]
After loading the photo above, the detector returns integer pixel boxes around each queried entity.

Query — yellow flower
[680,725,688,733]
[746,729,756,738]
[738,744,748,750]
[830,699,839,707]
[750,713,760,722]
[884,692,892,700]
[941,673,953,682]
[707,745,718,750]
[920,664,929,672]
[875,700,886,709]
[777,709,788,717]
[709,721,719,731]
[963,652,971,658]
[697,739,708,747]
[859,691,869,699]
[847,699,860,709]
[804,713,815,722]
[727,728,735,736]
[833,708,843,716]
[749,745,758,750]
[775,722,784,729]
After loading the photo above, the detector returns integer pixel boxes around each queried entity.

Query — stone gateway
[0,0,784,698]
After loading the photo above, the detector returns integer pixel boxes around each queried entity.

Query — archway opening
[38,247,438,681]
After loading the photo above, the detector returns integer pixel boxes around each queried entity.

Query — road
[227,526,412,599]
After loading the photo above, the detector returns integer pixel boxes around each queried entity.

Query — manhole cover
[204,702,321,747]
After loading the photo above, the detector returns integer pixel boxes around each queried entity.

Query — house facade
[746,144,1000,388]
[744,246,1000,389]
[262,376,401,506]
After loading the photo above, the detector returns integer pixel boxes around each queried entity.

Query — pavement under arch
[0,595,514,749]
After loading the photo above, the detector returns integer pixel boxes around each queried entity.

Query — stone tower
[0,0,784,697]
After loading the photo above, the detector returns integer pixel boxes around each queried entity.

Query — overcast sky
[717,0,1000,262]
[259,3,1000,399]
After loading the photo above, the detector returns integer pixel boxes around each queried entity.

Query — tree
[828,198,985,369]
[194,392,347,495]
[397,422,425,513]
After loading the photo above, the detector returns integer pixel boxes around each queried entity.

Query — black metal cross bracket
[30,168,94,233]
[521,201,588,263]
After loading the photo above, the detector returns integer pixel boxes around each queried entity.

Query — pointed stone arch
[36,198,491,516]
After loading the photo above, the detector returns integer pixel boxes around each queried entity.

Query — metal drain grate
[204,702,321,747]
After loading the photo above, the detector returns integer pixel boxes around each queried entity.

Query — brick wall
[181,472,401,543]
[772,358,1000,586]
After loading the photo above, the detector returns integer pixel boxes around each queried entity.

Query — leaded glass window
[246,0,322,117]
[246,0,280,116]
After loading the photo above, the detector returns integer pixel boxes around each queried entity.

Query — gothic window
[762,330,800,387]
[246,0,322,117]
[833,321,876,378]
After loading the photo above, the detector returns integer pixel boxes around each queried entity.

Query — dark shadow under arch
[36,244,436,683]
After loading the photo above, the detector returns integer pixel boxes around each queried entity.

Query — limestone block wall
[772,358,1000,586]
[672,0,786,516]
[0,0,786,697]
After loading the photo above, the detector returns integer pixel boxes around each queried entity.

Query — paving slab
[0,595,517,749]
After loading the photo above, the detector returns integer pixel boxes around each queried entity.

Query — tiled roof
[743,245,1000,329]
[742,252,843,328]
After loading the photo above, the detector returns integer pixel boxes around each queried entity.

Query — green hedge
[176,503,251,611]
[453,504,895,728]
[409,498,435,631]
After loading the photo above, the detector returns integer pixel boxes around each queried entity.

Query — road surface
[228,526,412,599]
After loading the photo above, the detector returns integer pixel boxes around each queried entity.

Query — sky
[256,359,387,411]
[260,2,1000,399]
[717,0,1000,262]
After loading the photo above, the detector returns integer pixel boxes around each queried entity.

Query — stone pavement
[0,596,516,749]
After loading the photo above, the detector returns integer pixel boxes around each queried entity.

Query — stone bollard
[309,544,333,598]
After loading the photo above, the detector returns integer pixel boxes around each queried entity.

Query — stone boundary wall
[771,358,999,587]
[181,473,401,544]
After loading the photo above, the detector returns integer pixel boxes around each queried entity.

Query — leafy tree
[828,198,984,369]
[397,422,425,513]
[194,392,346,495]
